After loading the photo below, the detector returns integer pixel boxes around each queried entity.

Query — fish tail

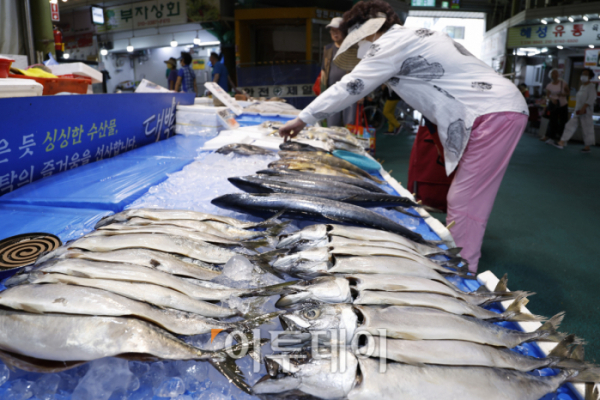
[266,221,291,237]
[499,294,546,322]
[248,249,289,277]
[240,239,270,251]
[445,247,463,256]
[208,338,269,394]
[566,368,600,384]
[254,209,287,228]
[534,312,583,343]
[243,280,298,297]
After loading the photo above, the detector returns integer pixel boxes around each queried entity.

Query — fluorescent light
[541,47,548,53]
[170,40,178,47]
[557,45,563,49]
[196,41,220,47]
[554,18,560,23]
[583,15,589,21]
[590,45,595,48]
[63,53,70,59]
[100,48,108,56]
[541,19,548,24]
[127,45,134,52]
[568,16,574,22]
[194,37,201,45]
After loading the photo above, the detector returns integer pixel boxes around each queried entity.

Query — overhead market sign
[507,21,600,48]
[97,0,187,33]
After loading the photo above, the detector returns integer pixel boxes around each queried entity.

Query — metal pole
[23,0,36,65]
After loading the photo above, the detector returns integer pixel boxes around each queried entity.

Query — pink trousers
[447,112,528,273]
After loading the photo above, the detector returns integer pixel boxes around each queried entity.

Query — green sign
[411,0,436,6]
[97,0,187,33]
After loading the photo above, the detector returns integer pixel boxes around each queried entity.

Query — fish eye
[303,308,321,319]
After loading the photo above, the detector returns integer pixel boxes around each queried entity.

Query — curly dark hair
[340,0,402,36]
[581,68,595,79]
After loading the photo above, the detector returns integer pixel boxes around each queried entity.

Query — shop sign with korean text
[0,92,194,196]
[239,84,316,99]
[507,21,600,48]
[97,0,187,33]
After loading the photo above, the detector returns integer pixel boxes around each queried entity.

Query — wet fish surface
[215,143,273,156]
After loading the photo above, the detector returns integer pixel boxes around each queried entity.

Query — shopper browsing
[321,17,356,127]
[210,52,229,92]
[540,68,570,143]
[175,52,197,94]
[382,84,402,134]
[278,0,528,273]
[552,69,597,153]
[164,57,178,90]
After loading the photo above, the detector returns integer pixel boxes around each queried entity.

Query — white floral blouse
[298,25,529,175]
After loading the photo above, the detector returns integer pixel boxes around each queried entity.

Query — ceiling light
[541,19,548,24]
[170,40,178,47]
[568,16,574,22]
[590,45,595,48]
[127,38,134,52]
[100,48,108,56]
[194,30,201,45]
[583,15,589,21]
[541,47,548,53]
[557,45,563,49]
[63,53,70,59]
[554,18,560,23]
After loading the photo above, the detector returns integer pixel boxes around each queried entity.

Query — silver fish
[255,350,598,400]
[276,275,524,308]
[95,208,279,230]
[70,233,250,265]
[26,273,238,318]
[215,143,273,156]
[30,259,253,301]
[281,304,569,347]
[0,284,254,336]
[354,291,544,322]
[62,248,220,281]
[364,335,589,372]
[0,309,260,392]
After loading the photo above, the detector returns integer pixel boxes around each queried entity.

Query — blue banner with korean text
[0,92,194,196]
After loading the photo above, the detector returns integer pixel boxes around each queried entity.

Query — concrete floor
[377,130,600,362]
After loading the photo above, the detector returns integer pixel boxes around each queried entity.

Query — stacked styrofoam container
[175,105,227,136]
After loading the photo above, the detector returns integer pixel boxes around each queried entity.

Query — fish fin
[94,214,114,229]
[244,281,298,298]
[19,304,45,314]
[240,239,270,251]
[534,312,576,343]
[494,274,508,292]
[70,270,93,279]
[500,294,546,322]
[150,259,161,267]
[476,285,490,293]
[567,368,600,384]
[266,221,291,237]
[570,345,586,361]
[255,209,286,228]
[446,247,463,256]
[549,334,577,358]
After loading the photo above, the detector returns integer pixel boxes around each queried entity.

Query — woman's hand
[279,118,307,141]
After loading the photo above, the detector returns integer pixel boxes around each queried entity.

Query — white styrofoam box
[48,62,103,83]
[176,105,229,137]
[0,54,28,69]
[0,78,43,98]
[177,105,227,114]
[135,79,170,93]
[194,97,214,106]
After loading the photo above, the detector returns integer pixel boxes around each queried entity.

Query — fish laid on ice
[275,275,529,307]
[0,284,275,336]
[62,248,220,281]
[0,310,261,392]
[279,141,328,153]
[215,143,273,156]
[211,193,428,244]
[269,160,377,183]
[26,273,238,318]
[69,233,265,265]
[95,208,280,230]
[256,169,387,193]
[281,304,570,347]
[254,349,600,400]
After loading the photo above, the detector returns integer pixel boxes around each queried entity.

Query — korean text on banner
[97,0,187,33]
[507,21,600,48]
[0,92,194,196]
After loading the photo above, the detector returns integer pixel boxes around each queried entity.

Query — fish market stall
[0,116,593,399]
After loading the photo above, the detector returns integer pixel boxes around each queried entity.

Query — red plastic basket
[58,74,93,85]
[0,58,14,78]
[8,73,88,95]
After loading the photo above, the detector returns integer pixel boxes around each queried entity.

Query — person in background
[552,68,597,153]
[517,83,529,99]
[279,0,529,273]
[540,68,569,142]
[321,17,356,128]
[175,52,197,94]
[210,52,229,92]
[164,57,178,90]
[381,84,402,134]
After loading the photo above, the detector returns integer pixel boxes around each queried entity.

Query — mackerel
[256,168,387,193]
